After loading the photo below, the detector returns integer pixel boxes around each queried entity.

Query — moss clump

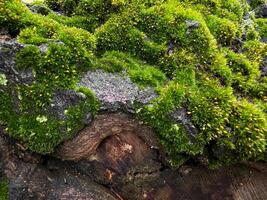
[256,18,267,39]
[95,51,166,87]
[207,15,239,46]
[1,0,267,166]
[15,45,41,69]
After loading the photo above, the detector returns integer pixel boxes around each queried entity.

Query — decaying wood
[56,113,161,161]
[56,113,164,190]
[1,112,267,200]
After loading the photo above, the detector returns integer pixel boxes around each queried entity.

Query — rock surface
[260,56,267,77]
[169,108,198,140]
[79,70,157,113]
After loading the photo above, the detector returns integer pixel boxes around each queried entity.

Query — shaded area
[0,132,118,200]
[1,113,267,199]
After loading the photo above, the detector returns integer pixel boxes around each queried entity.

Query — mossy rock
[0,0,266,167]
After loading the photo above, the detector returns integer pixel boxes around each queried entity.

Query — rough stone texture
[49,90,88,120]
[256,4,267,18]
[0,40,92,124]
[27,4,51,16]
[0,40,26,84]
[186,20,200,35]
[260,56,267,77]
[170,108,198,140]
[185,20,200,29]
[79,70,157,113]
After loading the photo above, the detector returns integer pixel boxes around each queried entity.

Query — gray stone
[169,108,198,139]
[256,4,267,18]
[78,70,157,113]
[186,20,200,36]
[186,20,200,29]
[39,43,49,53]
[9,182,36,200]
[50,90,88,120]
[260,56,267,77]
[26,4,51,16]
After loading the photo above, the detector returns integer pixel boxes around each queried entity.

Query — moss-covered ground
[0,0,266,167]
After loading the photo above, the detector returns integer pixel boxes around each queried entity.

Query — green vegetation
[0,180,8,200]
[0,0,267,167]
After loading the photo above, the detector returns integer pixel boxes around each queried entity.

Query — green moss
[74,0,121,18]
[207,15,239,46]
[30,1,52,16]
[15,45,41,69]
[44,0,60,11]
[47,13,99,32]
[95,50,166,87]
[242,40,267,63]
[224,49,262,97]
[249,0,266,9]
[0,74,8,86]
[0,0,29,34]
[129,65,166,87]
[256,18,267,39]
[0,180,8,200]
[229,100,266,160]
[159,49,197,78]
[18,27,49,45]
